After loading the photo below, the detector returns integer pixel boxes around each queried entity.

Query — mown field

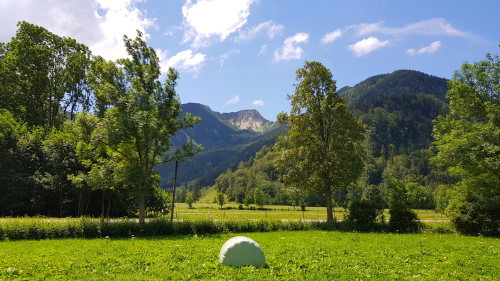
[1,230,498,280]
[171,203,448,222]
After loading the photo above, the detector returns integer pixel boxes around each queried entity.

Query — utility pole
[170,160,179,222]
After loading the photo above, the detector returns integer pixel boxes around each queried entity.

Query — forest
[0,22,498,235]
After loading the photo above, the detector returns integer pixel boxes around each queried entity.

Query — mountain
[209,69,452,206]
[341,70,448,103]
[221,109,273,133]
[157,103,284,188]
[342,70,449,155]
[159,70,450,189]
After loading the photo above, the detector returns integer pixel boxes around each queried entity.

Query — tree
[253,188,268,209]
[98,31,200,223]
[386,179,419,232]
[185,192,194,209]
[0,21,91,128]
[275,61,366,223]
[216,192,226,209]
[432,54,500,235]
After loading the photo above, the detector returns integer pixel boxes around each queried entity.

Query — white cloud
[354,19,470,39]
[219,49,240,68]
[252,100,264,106]
[0,0,155,61]
[237,20,284,41]
[356,22,383,36]
[273,32,309,62]
[182,0,256,48]
[164,49,206,74]
[407,40,442,55]
[321,29,343,45]
[225,95,240,105]
[348,37,390,57]
[258,45,268,56]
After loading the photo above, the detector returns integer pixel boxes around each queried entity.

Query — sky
[1,0,499,121]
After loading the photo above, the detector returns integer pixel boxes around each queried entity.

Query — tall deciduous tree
[432,54,500,235]
[100,31,200,224]
[0,21,91,128]
[275,61,366,223]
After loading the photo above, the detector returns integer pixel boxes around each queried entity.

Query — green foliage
[346,199,382,231]
[432,54,500,235]
[216,192,226,209]
[0,21,92,128]
[276,61,366,223]
[253,188,269,209]
[386,179,419,232]
[185,192,194,209]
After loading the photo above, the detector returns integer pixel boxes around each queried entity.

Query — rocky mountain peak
[221,109,273,133]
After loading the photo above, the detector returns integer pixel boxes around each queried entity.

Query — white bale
[219,236,266,268]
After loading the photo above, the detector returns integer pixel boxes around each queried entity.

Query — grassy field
[1,231,498,280]
[171,203,449,222]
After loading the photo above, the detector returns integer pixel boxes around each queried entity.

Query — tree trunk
[324,189,335,223]
[106,199,111,218]
[170,160,179,222]
[138,194,146,224]
[59,182,63,218]
[101,189,105,218]
[78,188,83,217]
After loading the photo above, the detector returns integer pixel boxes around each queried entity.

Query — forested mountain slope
[344,70,449,155]
[341,70,448,103]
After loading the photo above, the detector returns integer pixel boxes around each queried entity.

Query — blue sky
[1,0,499,120]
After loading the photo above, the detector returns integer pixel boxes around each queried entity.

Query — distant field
[171,203,449,223]
[1,231,498,280]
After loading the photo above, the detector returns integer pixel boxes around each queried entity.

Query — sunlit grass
[1,231,497,280]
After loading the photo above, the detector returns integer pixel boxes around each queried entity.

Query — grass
[1,231,498,280]
[172,203,448,222]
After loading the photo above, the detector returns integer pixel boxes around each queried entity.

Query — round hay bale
[219,236,266,268]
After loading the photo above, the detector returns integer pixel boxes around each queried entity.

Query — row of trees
[0,22,199,222]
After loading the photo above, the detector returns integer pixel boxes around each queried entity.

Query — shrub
[386,179,420,233]
[389,208,419,233]
[446,199,499,236]
[347,200,380,231]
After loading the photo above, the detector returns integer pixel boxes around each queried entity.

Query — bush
[389,208,419,233]
[347,200,380,231]
[386,179,420,233]
[446,199,499,236]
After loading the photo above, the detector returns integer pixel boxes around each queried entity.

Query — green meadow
[171,203,448,222]
[1,231,498,280]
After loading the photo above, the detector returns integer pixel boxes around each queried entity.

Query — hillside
[344,70,449,155]
[341,70,448,103]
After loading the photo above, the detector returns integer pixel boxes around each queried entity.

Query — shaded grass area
[1,231,498,280]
